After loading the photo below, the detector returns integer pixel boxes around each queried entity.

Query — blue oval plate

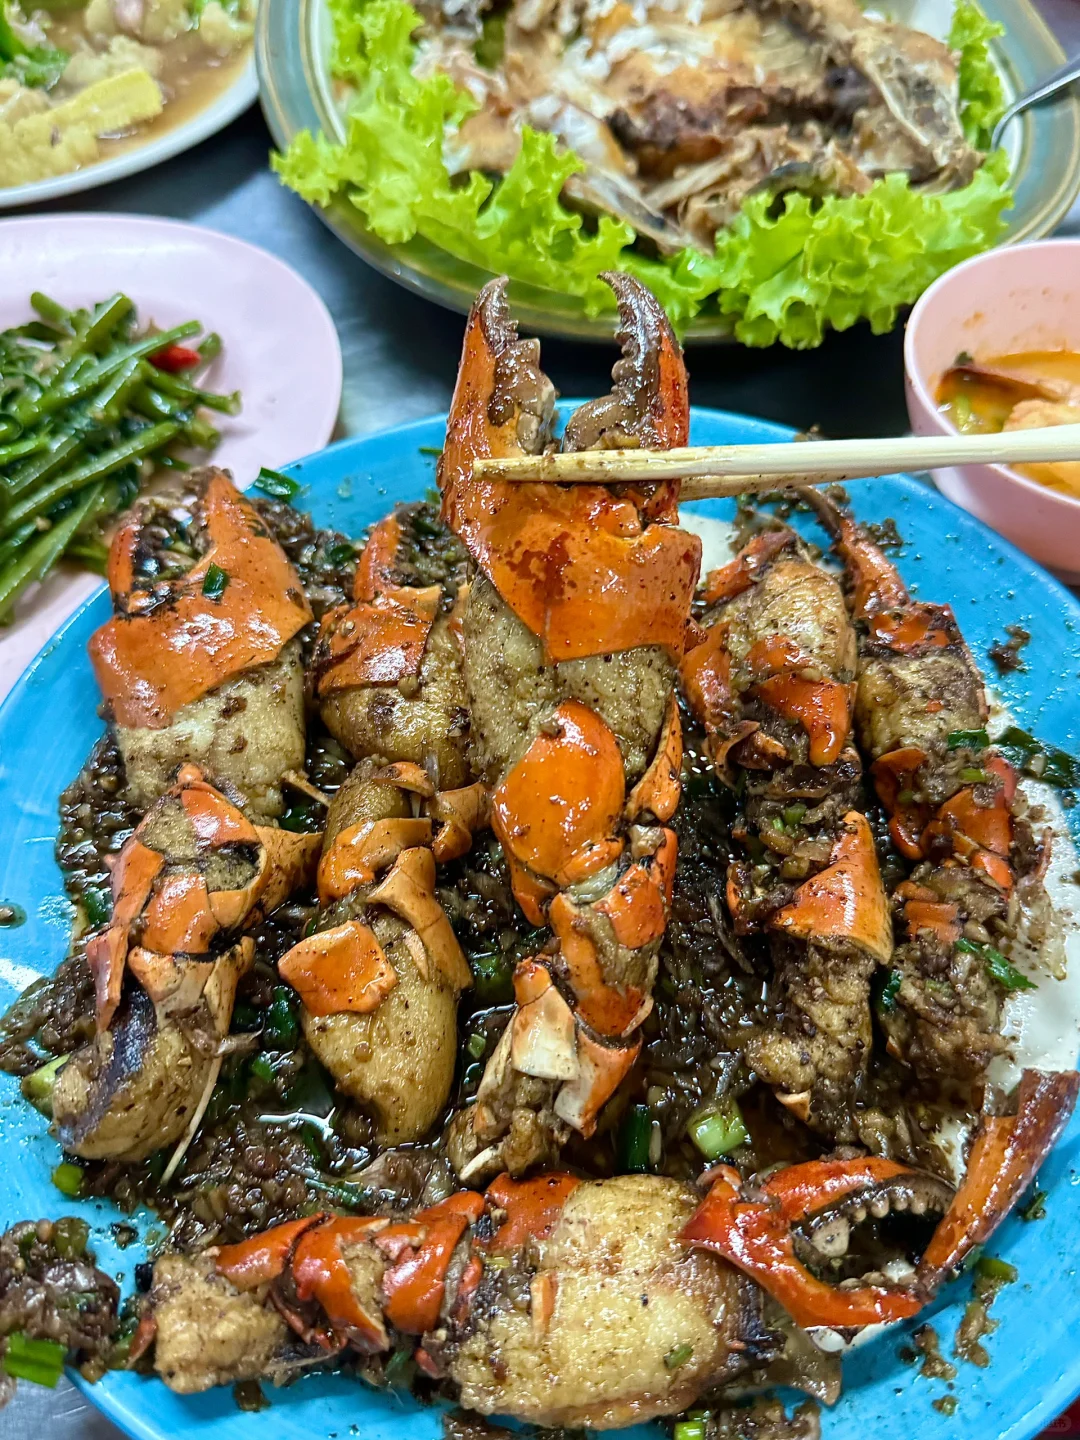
[2,408,1079,1440]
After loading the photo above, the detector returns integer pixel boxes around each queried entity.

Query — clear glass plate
[256,0,1080,341]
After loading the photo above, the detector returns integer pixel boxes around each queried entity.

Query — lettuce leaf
[274,0,1014,347]
[950,0,1007,150]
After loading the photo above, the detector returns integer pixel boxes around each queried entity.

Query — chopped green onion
[997,725,1080,791]
[324,540,357,567]
[975,1255,1017,1283]
[22,1053,68,1115]
[467,1032,487,1059]
[782,803,807,828]
[983,945,1036,992]
[959,767,989,784]
[1020,1190,1046,1222]
[201,563,229,600]
[249,1054,276,1085]
[947,729,989,751]
[52,1216,89,1260]
[469,948,514,1004]
[674,1420,707,1440]
[279,798,321,834]
[664,1343,694,1371]
[253,465,301,501]
[262,986,299,1049]
[956,936,1036,992]
[687,1099,748,1160]
[384,1345,416,1388]
[878,969,902,1013]
[417,446,442,458]
[51,1161,84,1198]
[83,884,111,928]
[618,1103,653,1174]
[3,1331,65,1388]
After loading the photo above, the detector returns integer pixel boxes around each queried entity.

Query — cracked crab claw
[438,276,700,664]
[562,272,690,523]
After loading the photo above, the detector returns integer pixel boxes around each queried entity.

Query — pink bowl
[904,239,1080,582]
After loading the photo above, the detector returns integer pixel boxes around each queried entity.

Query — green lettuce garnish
[274,0,1012,346]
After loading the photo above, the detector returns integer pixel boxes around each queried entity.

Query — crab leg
[282,503,486,1142]
[682,1065,1078,1325]
[437,274,701,1180]
[276,756,482,1143]
[805,490,1059,1096]
[48,766,321,1163]
[89,469,312,819]
[680,527,892,1140]
[146,1172,756,1427]
[313,506,472,789]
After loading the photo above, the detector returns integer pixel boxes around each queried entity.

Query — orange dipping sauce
[936,349,1080,497]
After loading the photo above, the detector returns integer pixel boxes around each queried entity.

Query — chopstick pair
[470,424,1080,500]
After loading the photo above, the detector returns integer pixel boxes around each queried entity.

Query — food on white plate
[0,275,1076,1429]
[0,291,239,622]
[938,347,1080,497]
[275,0,1012,345]
[0,0,253,187]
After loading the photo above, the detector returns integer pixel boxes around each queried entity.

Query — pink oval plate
[0,212,343,700]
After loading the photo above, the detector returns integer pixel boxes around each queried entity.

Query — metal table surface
[5,1,1080,1435]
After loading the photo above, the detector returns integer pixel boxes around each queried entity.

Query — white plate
[0,211,343,700]
[0,55,257,210]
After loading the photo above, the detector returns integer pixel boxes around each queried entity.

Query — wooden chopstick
[471,425,1080,498]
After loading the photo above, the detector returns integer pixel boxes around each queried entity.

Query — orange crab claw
[923,753,1015,886]
[278,919,399,1016]
[438,277,700,664]
[140,873,218,955]
[292,1217,392,1350]
[769,811,893,964]
[562,271,689,523]
[178,776,259,846]
[868,605,954,652]
[681,1161,924,1330]
[371,761,436,797]
[126,950,214,1011]
[429,782,490,863]
[492,701,626,898]
[354,514,402,602]
[87,927,128,1032]
[90,472,312,730]
[679,622,759,772]
[701,530,795,608]
[917,1069,1079,1294]
[594,828,677,949]
[553,1027,640,1136]
[550,893,651,1038]
[625,695,682,823]
[904,899,962,946]
[871,748,931,860]
[484,1173,581,1251]
[755,673,854,768]
[378,1192,485,1335]
[318,818,434,903]
[368,848,473,990]
[510,959,579,1081]
[215,1215,326,1291]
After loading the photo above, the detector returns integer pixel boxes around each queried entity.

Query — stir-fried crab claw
[437,275,701,1179]
[439,273,700,663]
[49,765,321,1165]
[276,758,482,1143]
[804,489,1058,1094]
[89,470,311,818]
[682,1067,1078,1327]
[145,1172,758,1427]
[680,528,889,1141]
[312,510,472,789]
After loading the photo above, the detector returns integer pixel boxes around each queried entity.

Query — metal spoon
[992,54,1080,150]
